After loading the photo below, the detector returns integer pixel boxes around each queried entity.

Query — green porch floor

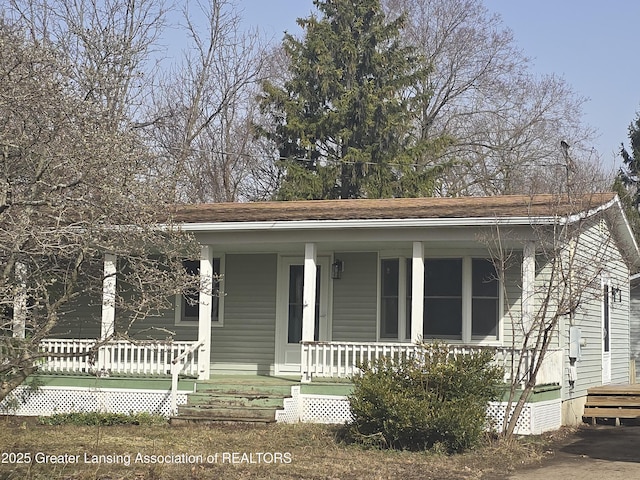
[30,374,355,396]
[30,374,197,391]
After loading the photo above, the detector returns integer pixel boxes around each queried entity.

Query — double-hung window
[175,256,223,326]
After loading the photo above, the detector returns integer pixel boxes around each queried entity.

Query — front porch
[0,337,565,433]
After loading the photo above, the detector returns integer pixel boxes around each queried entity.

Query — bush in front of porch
[347,342,503,453]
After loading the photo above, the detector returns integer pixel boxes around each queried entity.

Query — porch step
[582,384,640,426]
[170,377,294,425]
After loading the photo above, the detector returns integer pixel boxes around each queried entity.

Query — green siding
[210,253,277,374]
[558,219,630,399]
[331,252,378,342]
[48,293,102,339]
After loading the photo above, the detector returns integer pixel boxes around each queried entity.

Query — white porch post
[522,241,536,333]
[99,253,117,370]
[302,243,317,343]
[410,242,424,343]
[197,245,213,380]
[12,262,27,339]
[301,243,317,383]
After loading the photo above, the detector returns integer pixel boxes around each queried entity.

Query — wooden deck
[583,384,640,426]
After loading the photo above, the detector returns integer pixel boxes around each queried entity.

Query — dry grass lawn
[0,417,568,480]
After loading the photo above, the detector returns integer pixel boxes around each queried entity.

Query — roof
[169,193,618,224]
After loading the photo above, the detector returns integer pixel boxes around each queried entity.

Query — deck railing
[301,341,564,386]
[38,339,200,376]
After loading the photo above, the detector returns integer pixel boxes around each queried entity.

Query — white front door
[602,281,612,384]
[276,256,330,374]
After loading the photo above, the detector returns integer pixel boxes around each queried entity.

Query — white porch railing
[170,340,204,416]
[38,339,200,376]
[301,341,564,386]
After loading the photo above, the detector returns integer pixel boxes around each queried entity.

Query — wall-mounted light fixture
[331,259,344,280]
[611,286,622,303]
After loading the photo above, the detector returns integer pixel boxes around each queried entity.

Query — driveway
[505,425,640,479]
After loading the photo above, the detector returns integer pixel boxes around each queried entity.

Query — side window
[175,257,223,325]
[471,258,499,340]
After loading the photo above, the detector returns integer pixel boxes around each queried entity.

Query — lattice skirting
[487,399,562,435]
[0,386,190,417]
[276,388,562,435]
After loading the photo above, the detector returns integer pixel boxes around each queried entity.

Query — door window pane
[424,259,462,339]
[288,265,321,344]
[380,259,399,338]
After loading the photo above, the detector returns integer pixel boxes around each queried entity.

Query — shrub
[38,411,167,426]
[347,342,504,453]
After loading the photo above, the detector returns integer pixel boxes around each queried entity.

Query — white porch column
[302,243,317,343]
[12,261,27,339]
[197,245,213,380]
[99,253,117,370]
[410,242,424,343]
[522,241,536,333]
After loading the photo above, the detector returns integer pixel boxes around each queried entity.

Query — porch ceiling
[193,226,533,253]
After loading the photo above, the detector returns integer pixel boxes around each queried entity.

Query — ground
[503,424,640,480]
[0,417,639,479]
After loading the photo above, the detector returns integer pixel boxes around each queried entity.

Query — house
[3,193,639,433]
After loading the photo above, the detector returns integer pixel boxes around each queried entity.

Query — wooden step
[582,386,640,426]
[177,404,280,422]
[584,395,640,407]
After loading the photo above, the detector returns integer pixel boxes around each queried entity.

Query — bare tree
[484,192,628,437]
[149,0,267,203]
[0,21,197,402]
[382,0,600,196]
[3,0,168,130]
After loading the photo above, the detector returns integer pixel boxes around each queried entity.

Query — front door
[276,256,329,374]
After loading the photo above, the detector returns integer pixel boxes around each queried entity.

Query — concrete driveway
[505,425,640,480]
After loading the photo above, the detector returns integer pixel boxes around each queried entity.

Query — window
[471,258,499,339]
[380,255,500,343]
[424,259,463,338]
[175,256,223,326]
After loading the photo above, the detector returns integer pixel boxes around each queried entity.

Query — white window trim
[175,254,225,327]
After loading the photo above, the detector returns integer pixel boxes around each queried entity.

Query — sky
[236,0,639,172]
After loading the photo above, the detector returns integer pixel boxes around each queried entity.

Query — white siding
[630,279,640,369]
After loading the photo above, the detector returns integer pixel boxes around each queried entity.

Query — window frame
[378,253,502,345]
[174,254,225,327]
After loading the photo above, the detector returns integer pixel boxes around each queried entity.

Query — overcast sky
[235,0,639,172]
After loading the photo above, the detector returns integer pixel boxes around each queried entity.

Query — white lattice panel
[0,386,189,417]
[301,395,352,424]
